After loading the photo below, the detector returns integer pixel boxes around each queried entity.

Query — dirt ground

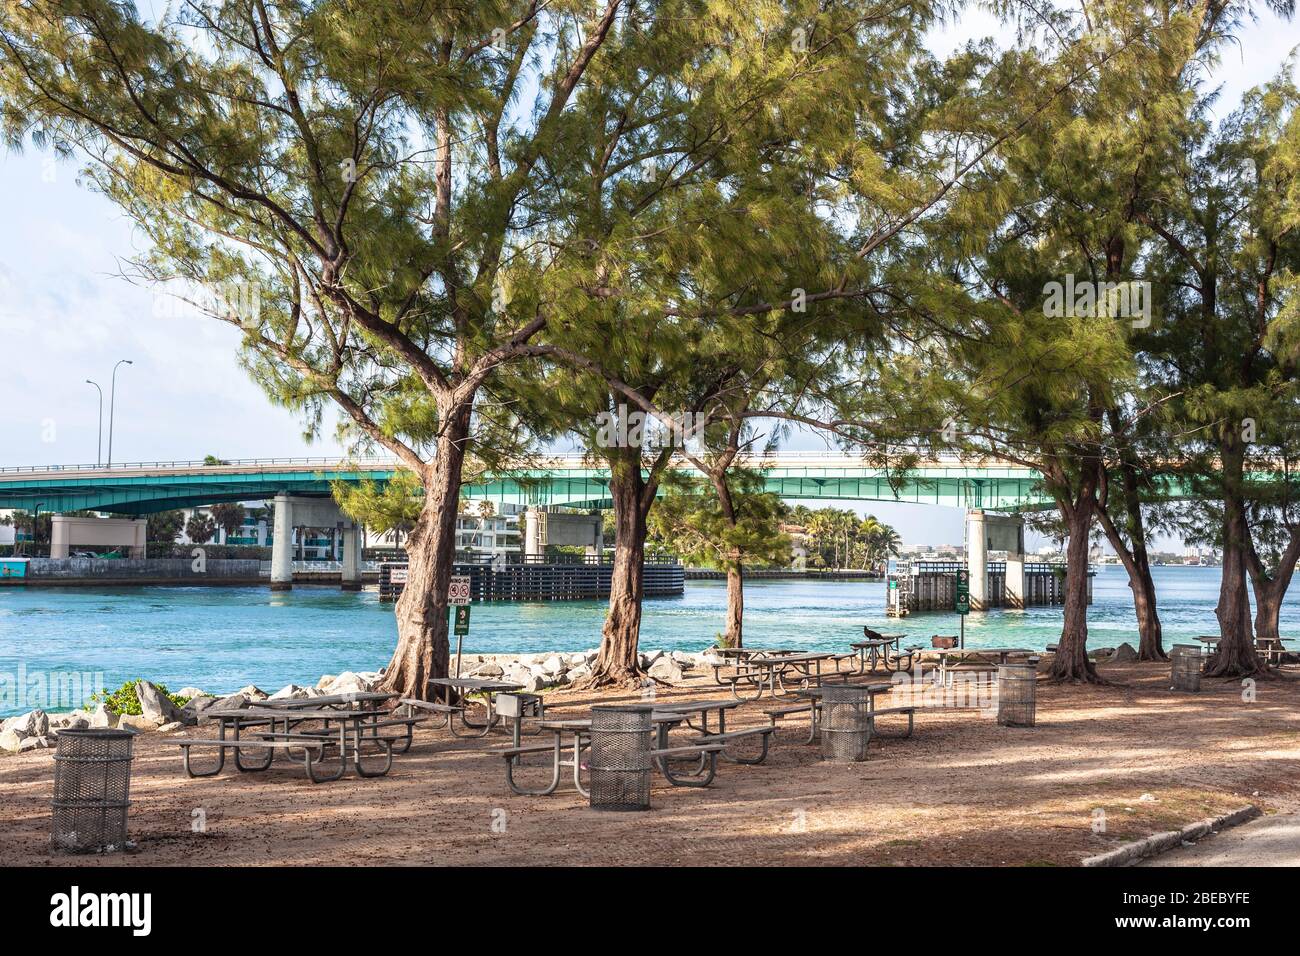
[2,661,1298,867]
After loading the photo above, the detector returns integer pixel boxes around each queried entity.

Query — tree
[186,512,217,545]
[913,4,1178,681]
[146,509,186,543]
[3,0,810,697]
[209,502,247,540]
[1142,69,1300,675]
[647,470,790,645]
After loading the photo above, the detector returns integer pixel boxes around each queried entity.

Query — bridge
[0,453,1058,604]
[0,453,1051,515]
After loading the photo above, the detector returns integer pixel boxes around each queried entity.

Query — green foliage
[332,470,422,536]
[209,502,246,539]
[648,471,790,570]
[146,509,187,543]
[89,679,190,716]
[185,512,217,545]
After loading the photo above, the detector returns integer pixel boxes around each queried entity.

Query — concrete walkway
[1141,813,1300,866]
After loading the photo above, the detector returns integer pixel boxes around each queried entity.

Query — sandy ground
[2,660,1298,867]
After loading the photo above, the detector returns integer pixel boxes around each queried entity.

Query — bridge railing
[0,456,400,474]
[0,446,1004,475]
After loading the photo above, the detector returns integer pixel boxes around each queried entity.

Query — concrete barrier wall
[6,557,264,583]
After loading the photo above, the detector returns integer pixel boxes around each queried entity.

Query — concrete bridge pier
[270,493,293,591]
[1005,550,1026,609]
[966,508,1027,610]
[967,509,989,610]
[340,522,361,591]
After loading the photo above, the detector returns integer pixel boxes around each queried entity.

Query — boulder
[177,687,208,700]
[49,714,89,732]
[18,734,52,752]
[471,662,504,679]
[670,650,695,668]
[316,675,337,691]
[540,654,566,676]
[325,672,373,695]
[181,695,218,719]
[209,692,250,715]
[503,664,532,686]
[269,684,310,701]
[236,685,269,701]
[0,728,25,752]
[523,673,547,693]
[566,664,592,684]
[118,714,161,733]
[136,681,186,724]
[1109,642,1139,663]
[647,657,683,683]
[87,703,116,729]
[156,721,185,734]
[2,709,49,739]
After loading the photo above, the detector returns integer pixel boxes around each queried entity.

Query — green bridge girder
[0,456,1077,515]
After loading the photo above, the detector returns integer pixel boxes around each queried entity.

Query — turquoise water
[0,565,1283,714]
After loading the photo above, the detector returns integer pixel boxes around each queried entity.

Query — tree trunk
[724,557,744,648]
[583,449,651,686]
[1247,528,1300,655]
[1206,441,1261,677]
[1253,583,1282,645]
[380,405,470,700]
[1096,508,1166,661]
[712,473,743,648]
[1049,491,1101,682]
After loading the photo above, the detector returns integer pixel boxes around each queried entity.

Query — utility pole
[85,380,103,466]
[106,358,133,466]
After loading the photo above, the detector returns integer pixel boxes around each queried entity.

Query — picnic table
[788,682,917,742]
[648,698,774,772]
[1196,635,1221,654]
[916,647,1035,685]
[1256,637,1298,667]
[180,696,420,783]
[427,677,525,738]
[851,632,909,673]
[711,650,852,700]
[502,712,689,797]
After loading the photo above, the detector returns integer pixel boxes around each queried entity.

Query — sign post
[955,569,970,648]
[448,575,471,677]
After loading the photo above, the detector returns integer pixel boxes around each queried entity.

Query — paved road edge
[1082,804,1262,867]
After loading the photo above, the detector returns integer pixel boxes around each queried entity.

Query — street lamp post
[106,359,133,466]
[85,380,103,466]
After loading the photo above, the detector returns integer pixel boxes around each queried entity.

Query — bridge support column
[967,509,988,610]
[1005,547,1026,609]
[340,522,361,591]
[524,507,542,558]
[271,494,293,591]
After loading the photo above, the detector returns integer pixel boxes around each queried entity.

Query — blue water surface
[0,565,1283,713]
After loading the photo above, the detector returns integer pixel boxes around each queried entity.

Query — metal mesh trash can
[997,664,1036,727]
[588,705,653,811]
[820,686,871,762]
[1170,644,1202,692]
[51,729,134,853]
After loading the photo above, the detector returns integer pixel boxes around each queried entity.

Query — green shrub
[88,679,190,715]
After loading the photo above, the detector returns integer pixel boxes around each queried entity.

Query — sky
[0,6,1296,548]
